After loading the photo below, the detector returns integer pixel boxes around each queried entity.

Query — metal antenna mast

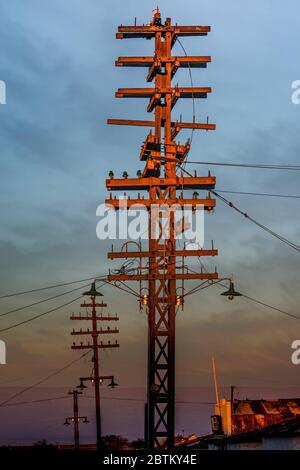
[106,8,218,449]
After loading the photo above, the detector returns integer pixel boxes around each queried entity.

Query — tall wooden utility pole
[106,8,218,449]
[64,390,88,450]
[71,282,119,450]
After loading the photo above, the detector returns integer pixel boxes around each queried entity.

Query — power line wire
[0,395,214,408]
[216,190,300,199]
[0,276,102,300]
[0,351,91,407]
[176,38,196,151]
[82,396,214,405]
[0,396,69,407]
[178,165,300,254]
[0,281,108,333]
[212,190,300,253]
[0,295,83,334]
[188,257,300,323]
[242,294,300,322]
[186,161,300,170]
[210,278,300,322]
[0,283,92,318]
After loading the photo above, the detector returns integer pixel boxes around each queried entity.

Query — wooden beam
[107,118,216,132]
[107,272,218,281]
[105,198,216,209]
[116,25,211,40]
[107,249,218,259]
[70,316,119,321]
[106,176,216,191]
[116,56,211,67]
[116,87,211,98]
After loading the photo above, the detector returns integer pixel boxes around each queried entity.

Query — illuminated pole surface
[106,9,218,449]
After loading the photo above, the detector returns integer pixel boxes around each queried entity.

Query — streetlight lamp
[220,280,242,300]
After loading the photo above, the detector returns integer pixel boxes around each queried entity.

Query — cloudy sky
[0,0,300,442]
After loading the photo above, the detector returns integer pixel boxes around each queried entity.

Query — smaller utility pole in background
[71,282,120,451]
[64,390,88,450]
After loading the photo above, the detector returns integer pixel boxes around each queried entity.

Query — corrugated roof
[233,399,300,417]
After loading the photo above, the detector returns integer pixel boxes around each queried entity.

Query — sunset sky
[0,0,300,443]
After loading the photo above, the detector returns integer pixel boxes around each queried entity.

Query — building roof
[226,416,300,443]
[233,399,300,417]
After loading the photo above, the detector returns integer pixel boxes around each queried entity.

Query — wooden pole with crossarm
[70,282,119,450]
[106,8,218,449]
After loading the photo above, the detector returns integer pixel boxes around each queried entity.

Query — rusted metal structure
[106,8,218,449]
[70,282,119,450]
[232,399,300,434]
